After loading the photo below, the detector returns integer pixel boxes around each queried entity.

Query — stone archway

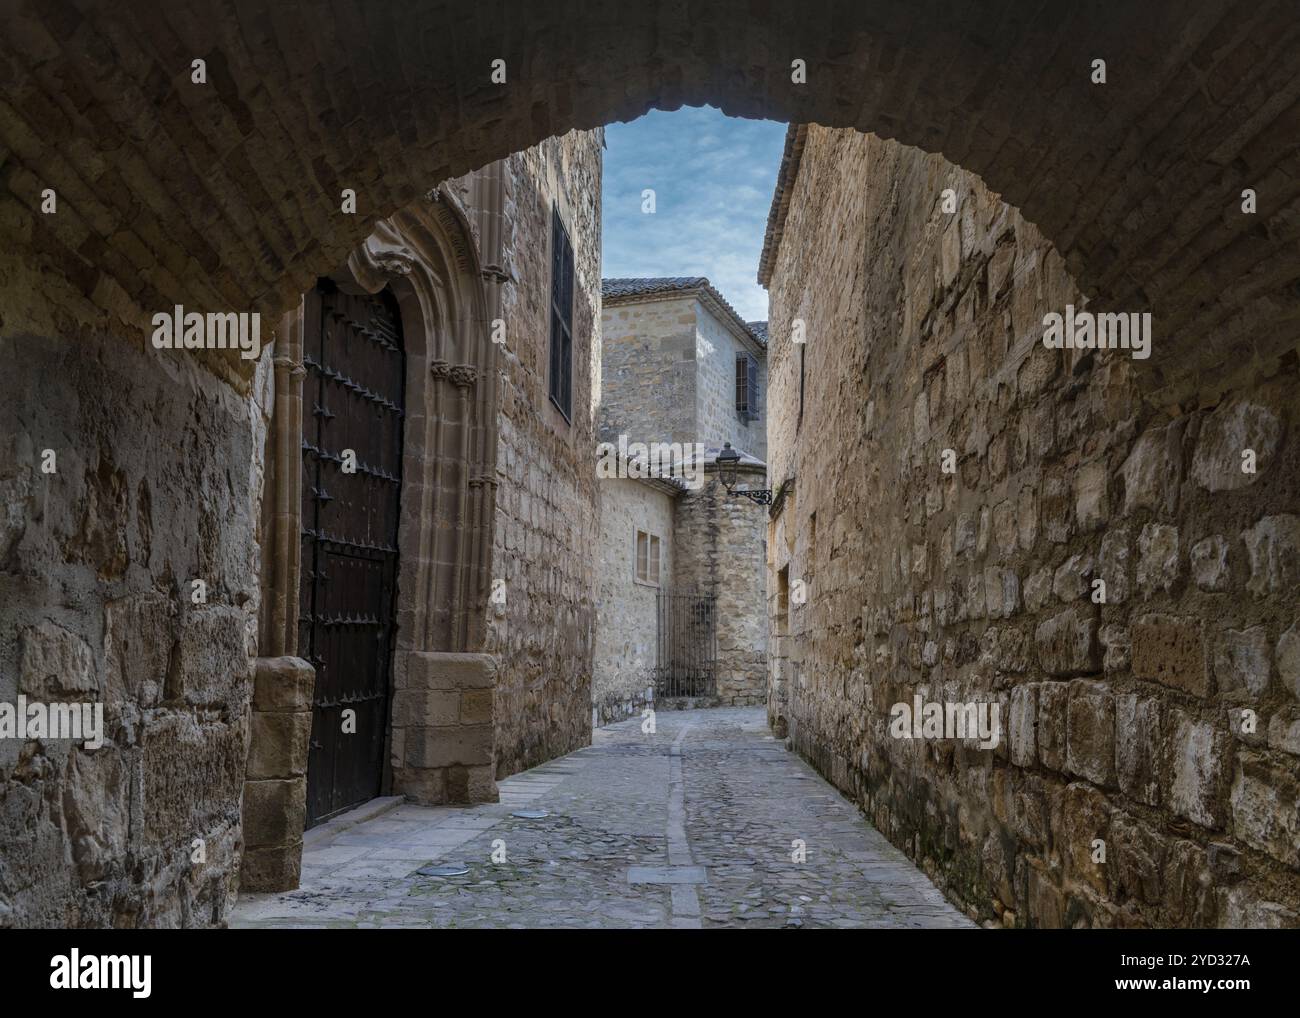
[241,184,501,889]
[1,1,1296,405]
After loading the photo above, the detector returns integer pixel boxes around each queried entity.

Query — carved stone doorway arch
[242,182,504,890]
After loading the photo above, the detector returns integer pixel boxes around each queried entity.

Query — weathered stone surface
[1227,705,1266,747]
[18,621,98,698]
[1035,606,1101,676]
[242,778,308,849]
[1059,782,1111,895]
[251,656,316,712]
[1008,683,1037,767]
[762,119,1300,928]
[1120,424,1182,516]
[1075,460,1109,531]
[405,725,494,770]
[1137,523,1180,594]
[1242,515,1300,597]
[1167,711,1231,829]
[1230,752,1300,869]
[1116,694,1163,806]
[1212,626,1272,699]
[240,845,302,893]
[1278,622,1300,702]
[1164,841,1217,927]
[1,324,264,927]
[1100,622,1131,675]
[1025,863,1064,929]
[1098,528,1131,604]
[1191,399,1281,491]
[1111,813,1168,907]
[1052,553,1093,603]
[1189,535,1230,592]
[103,592,177,712]
[1037,682,1069,773]
[479,132,603,778]
[1131,614,1210,697]
[172,605,253,709]
[1066,681,1116,787]
[246,713,313,780]
[1219,888,1300,929]
[63,749,129,884]
[1024,567,1052,613]
[1266,708,1300,756]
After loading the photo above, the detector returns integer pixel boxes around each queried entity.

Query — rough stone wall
[599,296,698,444]
[766,125,1300,928]
[485,130,604,779]
[0,325,266,928]
[6,3,1293,411]
[592,478,675,725]
[674,470,769,705]
[694,305,767,461]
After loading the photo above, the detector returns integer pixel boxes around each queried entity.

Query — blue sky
[601,106,787,323]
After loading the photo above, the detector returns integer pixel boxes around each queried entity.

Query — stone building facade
[470,134,605,779]
[592,280,769,720]
[761,124,1300,928]
[591,476,678,725]
[0,128,603,926]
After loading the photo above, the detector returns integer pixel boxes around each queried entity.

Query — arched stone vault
[0,1,1296,402]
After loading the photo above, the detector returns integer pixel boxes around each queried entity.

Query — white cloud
[601,105,786,321]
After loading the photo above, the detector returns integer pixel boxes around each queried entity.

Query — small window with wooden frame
[635,529,661,587]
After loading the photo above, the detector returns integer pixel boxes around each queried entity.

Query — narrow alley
[232,708,972,929]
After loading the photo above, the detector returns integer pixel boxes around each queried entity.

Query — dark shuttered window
[548,206,574,421]
[735,350,760,423]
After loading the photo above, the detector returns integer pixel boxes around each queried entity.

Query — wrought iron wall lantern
[716,442,773,505]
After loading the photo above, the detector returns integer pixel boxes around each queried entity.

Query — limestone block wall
[0,325,266,928]
[766,125,1300,928]
[695,305,767,460]
[674,469,769,705]
[485,129,604,778]
[600,296,698,444]
[592,478,676,725]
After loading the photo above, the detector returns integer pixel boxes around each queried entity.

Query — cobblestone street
[232,708,973,929]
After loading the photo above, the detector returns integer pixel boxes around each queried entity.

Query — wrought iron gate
[655,593,718,698]
[300,281,405,827]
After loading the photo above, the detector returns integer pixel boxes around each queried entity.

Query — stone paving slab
[231,707,975,929]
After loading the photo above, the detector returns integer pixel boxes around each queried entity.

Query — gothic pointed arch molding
[246,185,504,890]
[319,187,500,658]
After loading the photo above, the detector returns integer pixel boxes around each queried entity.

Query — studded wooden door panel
[300,281,405,827]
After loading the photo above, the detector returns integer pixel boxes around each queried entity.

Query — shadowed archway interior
[0,0,1296,403]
